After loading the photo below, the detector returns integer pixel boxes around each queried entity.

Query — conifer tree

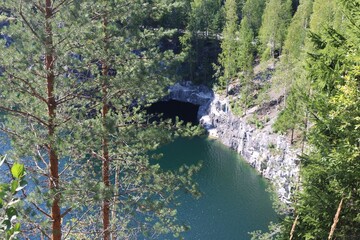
[0,1,200,239]
[272,0,313,140]
[218,0,239,92]
[242,0,266,36]
[258,0,292,60]
[309,0,343,34]
[181,0,223,84]
[62,1,201,239]
[277,1,360,238]
[236,16,255,111]
[0,1,94,239]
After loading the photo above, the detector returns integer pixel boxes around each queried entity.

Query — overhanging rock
[165,82,214,120]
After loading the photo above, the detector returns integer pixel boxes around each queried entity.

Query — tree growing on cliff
[276,1,360,238]
[258,0,292,60]
[236,16,255,112]
[218,0,239,93]
[272,0,314,143]
[241,0,266,37]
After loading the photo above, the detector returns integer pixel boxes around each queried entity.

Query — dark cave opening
[147,100,200,125]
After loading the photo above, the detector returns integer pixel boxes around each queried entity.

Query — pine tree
[258,0,292,60]
[272,0,314,142]
[236,16,255,111]
[309,0,343,34]
[242,0,266,36]
[0,1,200,239]
[0,1,91,238]
[181,0,223,84]
[278,1,360,238]
[218,0,239,92]
[62,1,201,239]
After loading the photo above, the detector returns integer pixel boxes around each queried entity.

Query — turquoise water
[0,131,277,239]
[155,137,278,240]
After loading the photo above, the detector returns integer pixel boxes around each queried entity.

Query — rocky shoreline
[168,82,300,204]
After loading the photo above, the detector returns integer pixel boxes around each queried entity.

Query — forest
[0,0,359,239]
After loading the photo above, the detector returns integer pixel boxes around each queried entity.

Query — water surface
[155,137,277,240]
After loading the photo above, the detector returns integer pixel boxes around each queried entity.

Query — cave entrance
[147,100,200,124]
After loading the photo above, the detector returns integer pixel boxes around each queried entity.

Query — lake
[155,136,278,240]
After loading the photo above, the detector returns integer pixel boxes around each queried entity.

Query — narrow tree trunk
[101,15,111,240]
[102,71,110,240]
[328,198,344,240]
[112,164,120,237]
[45,1,61,239]
[302,88,311,154]
[289,215,299,240]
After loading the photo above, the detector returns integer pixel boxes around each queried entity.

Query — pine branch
[63,208,92,239]
[6,71,48,103]
[34,1,45,14]
[60,208,72,218]
[0,105,49,127]
[31,202,52,219]
[53,0,73,14]
[0,126,22,139]
[19,0,42,42]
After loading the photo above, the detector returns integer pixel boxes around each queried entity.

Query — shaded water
[155,137,278,240]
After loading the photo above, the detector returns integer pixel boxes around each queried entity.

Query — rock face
[168,82,300,203]
[165,82,215,120]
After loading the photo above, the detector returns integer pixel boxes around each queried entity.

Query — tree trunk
[289,215,299,240]
[45,1,61,239]
[302,88,311,154]
[102,70,110,240]
[328,198,344,240]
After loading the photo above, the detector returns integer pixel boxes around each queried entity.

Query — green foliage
[217,0,239,90]
[248,114,265,129]
[0,156,25,240]
[181,0,223,84]
[272,0,314,143]
[230,99,244,116]
[272,87,306,137]
[277,1,360,239]
[0,0,201,239]
[309,0,343,34]
[283,0,313,61]
[250,222,283,239]
[258,0,292,60]
[237,16,255,110]
[242,0,266,36]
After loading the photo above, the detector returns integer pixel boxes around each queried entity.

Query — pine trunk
[328,198,344,240]
[45,1,61,239]
[102,71,110,240]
